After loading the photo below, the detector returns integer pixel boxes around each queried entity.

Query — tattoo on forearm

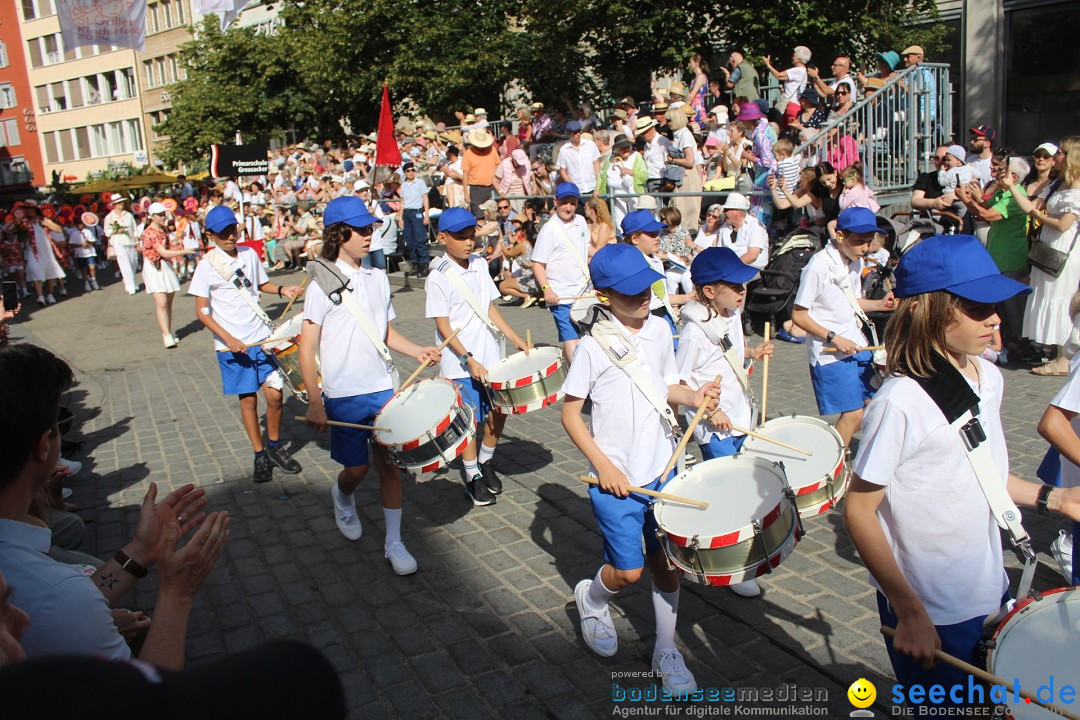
[100,572,118,590]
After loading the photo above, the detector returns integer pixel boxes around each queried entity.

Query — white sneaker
[652,647,697,694]
[332,486,362,540]
[1051,530,1074,583]
[36,295,45,306]
[57,457,83,476]
[573,579,618,657]
[84,281,92,292]
[90,279,99,290]
[57,286,67,297]
[163,333,178,349]
[45,294,56,305]
[730,579,761,597]
[385,541,418,575]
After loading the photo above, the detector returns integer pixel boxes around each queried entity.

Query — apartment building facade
[0,2,46,193]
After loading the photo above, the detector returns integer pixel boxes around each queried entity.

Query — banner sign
[211,144,269,178]
[57,0,146,52]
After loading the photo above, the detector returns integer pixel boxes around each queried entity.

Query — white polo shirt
[303,259,396,398]
[782,66,808,104]
[792,242,867,367]
[1051,351,1080,489]
[562,314,680,487]
[531,214,590,304]
[676,309,752,443]
[556,140,601,193]
[189,246,272,351]
[642,134,672,179]
[424,254,502,380]
[715,216,769,269]
[852,359,1010,625]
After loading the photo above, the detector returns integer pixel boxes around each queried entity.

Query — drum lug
[687,536,708,585]
[751,520,774,575]
[654,529,676,572]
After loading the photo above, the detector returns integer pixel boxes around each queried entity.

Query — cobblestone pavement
[13,265,1073,719]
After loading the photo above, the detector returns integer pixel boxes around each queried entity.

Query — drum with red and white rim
[485,346,566,415]
[741,415,848,515]
[653,455,801,587]
[374,378,475,473]
[985,587,1080,720]
[263,314,320,403]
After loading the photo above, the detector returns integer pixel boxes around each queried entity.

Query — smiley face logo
[848,678,876,708]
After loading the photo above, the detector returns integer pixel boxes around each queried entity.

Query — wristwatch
[114,549,149,578]
[826,331,836,343]
[1037,484,1053,515]
[458,351,473,366]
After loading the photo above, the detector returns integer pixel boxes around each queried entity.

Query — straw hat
[634,117,657,135]
[440,129,464,145]
[467,129,494,148]
[669,81,688,98]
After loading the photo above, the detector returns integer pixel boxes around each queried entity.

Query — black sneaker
[480,460,503,495]
[266,444,302,474]
[253,454,274,483]
[465,474,496,506]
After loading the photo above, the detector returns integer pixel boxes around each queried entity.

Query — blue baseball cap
[323,196,382,229]
[565,120,584,133]
[343,160,355,172]
[438,207,479,233]
[893,234,1032,303]
[836,207,879,235]
[205,205,239,233]
[554,182,580,200]
[620,209,667,236]
[590,243,665,295]
[690,247,759,285]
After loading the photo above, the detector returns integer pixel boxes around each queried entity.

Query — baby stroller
[745,228,821,334]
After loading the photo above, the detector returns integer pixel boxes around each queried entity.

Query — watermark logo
[848,678,877,717]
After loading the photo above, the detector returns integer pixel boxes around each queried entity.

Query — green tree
[158,17,317,166]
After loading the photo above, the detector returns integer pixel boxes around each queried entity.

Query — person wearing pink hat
[495,148,534,213]
[734,104,779,226]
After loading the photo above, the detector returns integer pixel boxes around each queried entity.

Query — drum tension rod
[654,529,677,572]
[688,537,708,585]
[752,520,774,575]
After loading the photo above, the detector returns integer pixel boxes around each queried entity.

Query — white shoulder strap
[826,243,879,346]
[950,406,1037,601]
[435,257,507,353]
[205,249,274,328]
[550,219,593,289]
[680,301,752,395]
[339,289,400,389]
[590,320,681,434]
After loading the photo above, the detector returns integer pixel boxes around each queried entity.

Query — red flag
[374,84,400,167]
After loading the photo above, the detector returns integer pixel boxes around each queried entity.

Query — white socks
[478,443,495,465]
[463,458,480,478]
[652,585,680,651]
[586,567,618,612]
[383,507,402,546]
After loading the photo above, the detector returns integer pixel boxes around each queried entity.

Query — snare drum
[653,456,800,587]
[374,378,475,473]
[263,314,320,403]
[742,416,848,516]
[486,347,566,414]
[985,587,1080,720]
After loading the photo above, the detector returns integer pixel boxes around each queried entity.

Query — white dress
[24,225,65,282]
[1024,188,1080,346]
[142,258,181,294]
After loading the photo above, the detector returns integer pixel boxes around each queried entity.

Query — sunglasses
[232,267,253,291]
[497,204,510,210]
[1034,152,1052,160]
[353,225,375,236]
[836,90,849,95]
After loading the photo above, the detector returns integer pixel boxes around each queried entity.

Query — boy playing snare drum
[425,207,529,506]
[562,243,718,692]
[300,197,440,575]
[190,206,304,484]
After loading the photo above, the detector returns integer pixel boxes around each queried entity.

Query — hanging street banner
[56,0,147,52]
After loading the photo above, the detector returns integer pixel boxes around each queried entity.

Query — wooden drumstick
[559,295,597,301]
[401,327,461,389]
[526,329,532,353]
[761,321,771,427]
[216,338,280,352]
[823,345,885,353]
[276,275,310,322]
[879,626,1080,720]
[731,425,813,456]
[658,373,723,481]
[578,476,708,509]
[293,416,390,432]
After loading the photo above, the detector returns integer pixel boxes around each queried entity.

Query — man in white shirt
[966,125,996,187]
[710,192,769,269]
[556,120,601,195]
[635,118,672,193]
[807,56,857,101]
[531,182,592,361]
[223,177,243,207]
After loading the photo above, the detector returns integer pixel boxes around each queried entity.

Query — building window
[168,55,180,84]
[43,131,58,163]
[144,60,155,88]
[43,34,61,65]
[50,81,66,111]
[21,0,36,21]
[0,159,32,186]
[122,68,137,99]
[85,75,102,105]
[26,39,42,68]
[0,41,9,69]
[176,0,184,24]
[0,84,15,110]
[3,119,20,148]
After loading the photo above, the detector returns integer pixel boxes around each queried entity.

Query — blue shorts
[324,389,395,467]
[809,350,877,415]
[588,472,674,571]
[76,256,96,269]
[700,433,747,460]
[217,347,282,395]
[550,304,579,342]
[454,377,492,425]
[878,591,1009,706]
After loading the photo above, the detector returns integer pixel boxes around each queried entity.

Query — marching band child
[675,247,773,596]
[300,197,440,575]
[845,234,1080,706]
[562,243,718,692]
[189,206,305,484]
[620,209,690,347]
[791,207,895,447]
[425,207,529,507]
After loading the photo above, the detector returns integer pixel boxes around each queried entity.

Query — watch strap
[1037,483,1053,515]
[114,549,149,578]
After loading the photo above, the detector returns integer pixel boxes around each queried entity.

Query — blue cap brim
[606,267,666,295]
[697,264,760,285]
[838,223,880,235]
[440,219,479,233]
[342,216,382,228]
[946,275,1032,304]
[207,221,237,233]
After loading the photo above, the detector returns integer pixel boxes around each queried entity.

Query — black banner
[211,144,269,178]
